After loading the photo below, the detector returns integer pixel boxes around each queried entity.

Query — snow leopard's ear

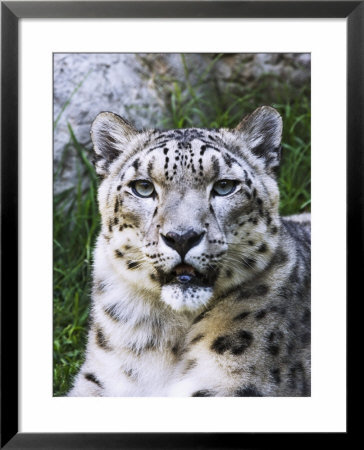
[91,111,139,177]
[235,106,283,175]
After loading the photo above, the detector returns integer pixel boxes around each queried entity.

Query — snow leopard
[68,106,311,397]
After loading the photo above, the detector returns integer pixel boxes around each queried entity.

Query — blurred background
[53,53,311,396]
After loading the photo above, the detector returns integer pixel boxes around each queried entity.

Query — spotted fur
[68,106,310,397]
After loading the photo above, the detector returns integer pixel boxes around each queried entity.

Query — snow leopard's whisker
[223,254,263,273]
[227,246,268,259]
[226,251,267,265]
[120,253,148,262]
[123,245,148,252]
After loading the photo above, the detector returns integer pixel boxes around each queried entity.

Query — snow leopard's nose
[161,229,205,259]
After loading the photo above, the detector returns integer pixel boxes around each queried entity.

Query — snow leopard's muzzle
[157,229,219,287]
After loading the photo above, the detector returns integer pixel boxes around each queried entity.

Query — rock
[53,53,310,195]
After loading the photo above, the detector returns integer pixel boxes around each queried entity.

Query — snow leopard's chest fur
[69,107,311,397]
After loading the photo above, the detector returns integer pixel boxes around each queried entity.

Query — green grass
[53,54,311,396]
[53,125,100,395]
[160,54,311,215]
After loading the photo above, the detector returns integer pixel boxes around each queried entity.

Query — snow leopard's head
[91,106,282,311]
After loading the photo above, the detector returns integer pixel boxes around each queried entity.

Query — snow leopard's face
[92,107,282,311]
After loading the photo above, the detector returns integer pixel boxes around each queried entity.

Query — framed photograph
[1,1,360,448]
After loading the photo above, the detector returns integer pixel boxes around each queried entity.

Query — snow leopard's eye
[213,180,238,196]
[131,180,155,198]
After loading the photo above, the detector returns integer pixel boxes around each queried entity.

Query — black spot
[114,198,119,213]
[132,158,140,170]
[191,389,214,397]
[211,335,230,354]
[255,309,267,320]
[288,362,309,395]
[255,284,269,296]
[302,308,311,324]
[277,250,288,264]
[258,243,267,253]
[153,207,158,218]
[128,339,155,355]
[192,310,208,324]
[147,160,154,176]
[190,334,204,345]
[268,344,280,356]
[163,147,169,154]
[225,269,233,278]
[183,359,197,374]
[287,341,296,355]
[115,249,123,258]
[301,331,311,345]
[233,311,250,321]
[144,339,157,350]
[95,327,112,351]
[104,304,123,322]
[211,330,253,355]
[288,321,297,330]
[171,344,180,356]
[117,185,121,191]
[232,330,253,355]
[234,284,269,301]
[276,285,294,302]
[288,264,300,283]
[270,305,286,316]
[150,273,157,281]
[236,288,253,300]
[270,249,289,268]
[123,368,137,380]
[127,261,138,270]
[270,368,281,384]
[94,280,106,294]
[84,373,103,388]
[235,385,262,397]
[265,330,283,356]
[288,365,298,388]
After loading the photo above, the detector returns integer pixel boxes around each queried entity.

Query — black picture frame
[1,1,360,448]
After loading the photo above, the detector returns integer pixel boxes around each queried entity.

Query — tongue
[174,264,196,284]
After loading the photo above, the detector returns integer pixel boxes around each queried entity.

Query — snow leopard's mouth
[158,264,217,287]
